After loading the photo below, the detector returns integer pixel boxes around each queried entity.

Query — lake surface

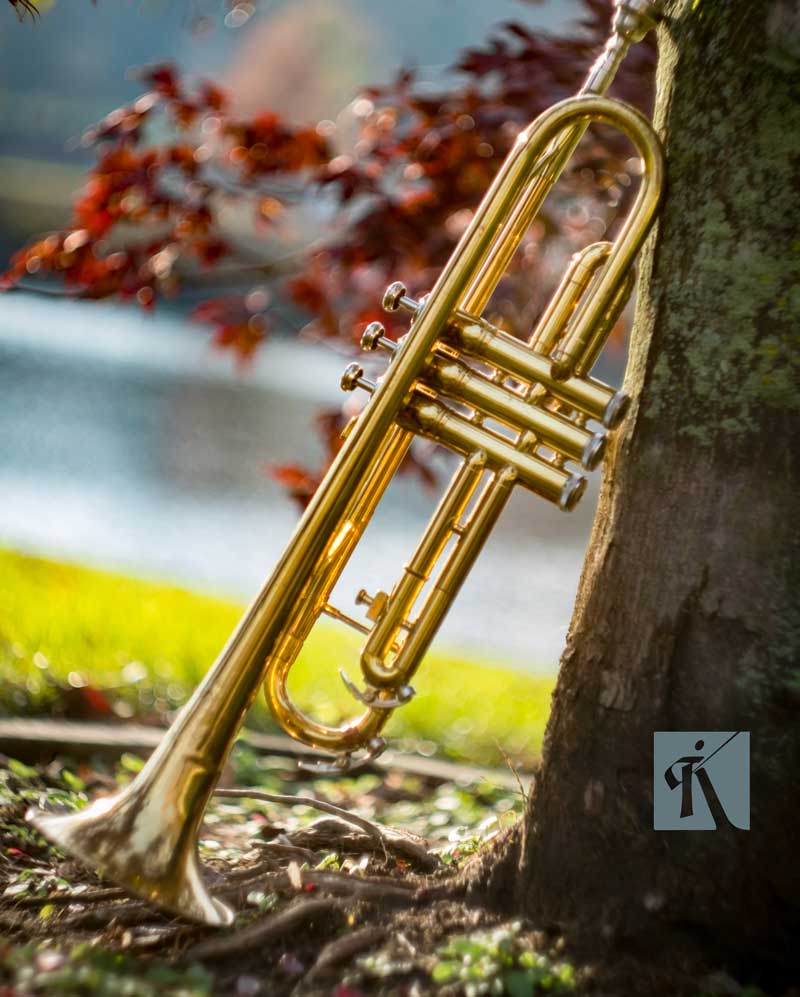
[0,293,605,671]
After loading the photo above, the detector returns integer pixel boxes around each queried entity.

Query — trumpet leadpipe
[422,352,606,470]
[400,389,586,510]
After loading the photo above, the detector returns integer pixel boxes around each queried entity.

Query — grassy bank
[0,548,554,767]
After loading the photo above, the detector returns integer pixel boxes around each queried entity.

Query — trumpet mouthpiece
[612,0,663,43]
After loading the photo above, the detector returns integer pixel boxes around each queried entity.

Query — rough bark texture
[470,0,800,983]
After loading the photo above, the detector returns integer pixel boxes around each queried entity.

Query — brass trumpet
[29,0,665,926]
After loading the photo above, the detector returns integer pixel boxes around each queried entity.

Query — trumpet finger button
[340,363,376,394]
[361,322,397,354]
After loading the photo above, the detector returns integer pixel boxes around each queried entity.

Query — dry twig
[14,887,127,908]
[65,902,163,930]
[184,897,344,961]
[213,788,389,856]
[308,924,388,977]
[218,866,419,909]
[214,787,438,871]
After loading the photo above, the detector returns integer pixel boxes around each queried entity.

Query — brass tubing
[26,427,414,926]
[27,0,667,923]
[551,259,635,378]
[529,242,611,354]
[423,354,606,470]
[251,99,654,757]
[360,451,487,688]
[401,391,586,510]
[462,136,578,314]
[34,103,651,879]
[546,121,663,381]
[459,23,633,318]
[263,426,413,753]
[446,316,629,428]
[383,467,518,687]
[386,287,628,429]
[459,0,661,317]
[574,266,635,376]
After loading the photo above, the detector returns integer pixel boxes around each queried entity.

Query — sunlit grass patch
[0,548,554,767]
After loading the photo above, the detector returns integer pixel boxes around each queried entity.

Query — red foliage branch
[6,0,38,19]
[2,2,655,506]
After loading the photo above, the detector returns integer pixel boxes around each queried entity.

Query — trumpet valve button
[361,322,397,354]
[382,281,408,312]
[383,281,420,316]
[341,362,375,394]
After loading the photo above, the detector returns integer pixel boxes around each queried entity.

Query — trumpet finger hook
[296,736,388,776]
[339,669,415,709]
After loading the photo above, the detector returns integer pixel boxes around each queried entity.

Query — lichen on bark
[634,0,800,447]
[482,0,800,982]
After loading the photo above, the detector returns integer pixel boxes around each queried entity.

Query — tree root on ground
[184,897,346,961]
[214,786,438,871]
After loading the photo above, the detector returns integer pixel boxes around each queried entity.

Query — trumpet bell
[25,0,666,926]
[28,788,234,926]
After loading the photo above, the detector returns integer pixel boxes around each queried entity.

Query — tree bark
[469,0,800,983]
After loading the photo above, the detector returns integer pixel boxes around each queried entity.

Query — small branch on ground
[14,887,127,908]
[287,817,438,872]
[64,902,166,930]
[184,897,345,961]
[218,866,420,909]
[306,924,388,979]
[214,787,439,871]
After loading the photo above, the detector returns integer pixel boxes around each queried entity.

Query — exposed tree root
[218,865,423,909]
[185,898,345,961]
[214,787,438,871]
[13,886,127,907]
[306,924,388,979]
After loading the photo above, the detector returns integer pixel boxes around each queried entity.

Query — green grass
[0,548,554,767]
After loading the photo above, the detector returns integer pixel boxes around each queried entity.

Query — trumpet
[29,0,665,926]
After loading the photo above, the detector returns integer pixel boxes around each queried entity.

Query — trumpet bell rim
[27,801,235,927]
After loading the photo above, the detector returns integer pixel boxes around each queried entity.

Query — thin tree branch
[184,897,344,961]
[213,787,391,859]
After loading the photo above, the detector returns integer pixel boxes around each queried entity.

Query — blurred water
[0,293,601,671]
[1,1,606,673]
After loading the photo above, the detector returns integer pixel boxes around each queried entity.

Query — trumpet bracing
[29,0,665,925]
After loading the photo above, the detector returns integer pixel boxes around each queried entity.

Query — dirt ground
[0,748,789,997]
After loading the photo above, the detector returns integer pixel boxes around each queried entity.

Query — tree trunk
[469,0,800,984]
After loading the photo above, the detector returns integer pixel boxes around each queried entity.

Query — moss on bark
[471,0,800,985]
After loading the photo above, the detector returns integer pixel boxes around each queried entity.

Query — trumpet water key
[29,0,666,926]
